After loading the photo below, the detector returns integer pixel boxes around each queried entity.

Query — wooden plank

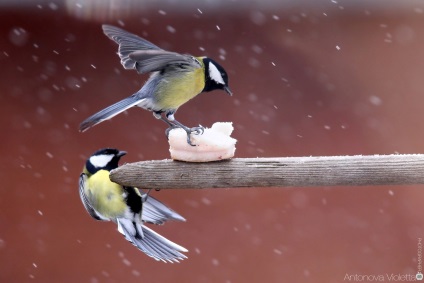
[109,154,424,189]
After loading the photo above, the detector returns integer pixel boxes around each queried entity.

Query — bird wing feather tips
[142,194,186,225]
[117,218,188,263]
[79,96,144,132]
[102,25,162,70]
[129,50,201,74]
[79,173,109,221]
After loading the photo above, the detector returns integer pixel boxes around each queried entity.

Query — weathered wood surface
[110,154,424,189]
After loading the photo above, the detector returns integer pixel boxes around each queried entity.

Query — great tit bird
[79,148,188,262]
[79,25,232,145]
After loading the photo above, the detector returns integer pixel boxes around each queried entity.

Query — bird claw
[165,126,178,138]
[185,134,196,146]
[141,189,152,203]
[185,126,204,146]
[190,126,204,135]
[165,124,204,146]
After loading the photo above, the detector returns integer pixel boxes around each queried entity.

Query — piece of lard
[168,122,237,162]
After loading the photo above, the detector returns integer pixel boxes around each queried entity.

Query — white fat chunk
[168,122,237,162]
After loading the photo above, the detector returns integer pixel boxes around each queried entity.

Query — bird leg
[153,112,182,141]
[171,119,204,146]
[141,189,152,203]
[154,112,204,146]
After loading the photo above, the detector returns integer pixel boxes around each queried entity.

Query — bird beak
[117,151,127,157]
[224,86,233,96]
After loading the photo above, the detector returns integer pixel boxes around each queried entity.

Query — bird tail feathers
[79,96,144,132]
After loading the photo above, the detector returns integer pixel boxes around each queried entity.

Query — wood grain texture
[109,154,424,189]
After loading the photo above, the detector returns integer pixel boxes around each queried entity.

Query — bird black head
[202,57,232,96]
[85,148,127,175]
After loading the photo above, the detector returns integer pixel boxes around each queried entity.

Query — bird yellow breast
[156,67,205,110]
[86,170,127,218]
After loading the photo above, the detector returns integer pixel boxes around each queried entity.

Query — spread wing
[129,50,202,74]
[103,24,162,70]
[102,25,202,74]
[142,193,186,225]
[79,173,109,221]
[117,218,188,263]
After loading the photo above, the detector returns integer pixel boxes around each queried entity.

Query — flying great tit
[79,25,232,146]
[79,148,188,262]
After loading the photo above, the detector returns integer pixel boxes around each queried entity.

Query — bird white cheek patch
[89,154,114,168]
[208,62,225,85]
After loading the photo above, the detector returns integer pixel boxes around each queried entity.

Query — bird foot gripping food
[165,124,205,146]
[168,122,237,162]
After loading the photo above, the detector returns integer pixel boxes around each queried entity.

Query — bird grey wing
[79,173,109,221]
[129,50,202,74]
[102,24,162,70]
[117,218,188,263]
[79,95,144,132]
[142,194,186,225]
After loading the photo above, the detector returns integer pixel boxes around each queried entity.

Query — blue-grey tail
[79,96,143,132]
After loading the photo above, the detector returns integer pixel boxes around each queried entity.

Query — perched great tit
[79,25,232,145]
[79,148,188,262]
